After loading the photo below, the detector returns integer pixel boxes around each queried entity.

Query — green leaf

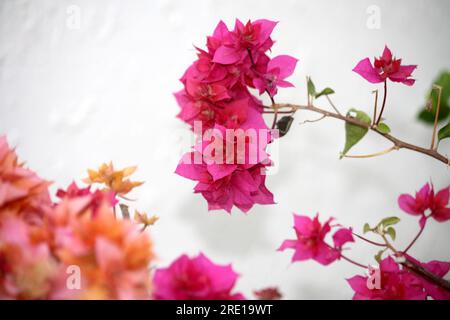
[363,223,371,234]
[438,121,450,143]
[377,122,391,134]
[315,87,335,99]
[380,216,400,227]
[307,77,316,97]
[340,109,371,158]
[374,249,386,263]
[417,71,450,124]
[385,227,396,241]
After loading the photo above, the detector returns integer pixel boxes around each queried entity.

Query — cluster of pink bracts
[278,183,450,300]
[175,19,298,213]
[0,136,246,300]
[1,18,449,300]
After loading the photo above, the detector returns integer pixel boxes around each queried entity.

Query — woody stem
[380,234,450,292]
[265,103,449,165]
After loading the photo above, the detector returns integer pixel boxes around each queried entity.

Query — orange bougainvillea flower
[45,198,154,299]
[1,196,154,300]
[83,162,144,197]
[0,137,154,300]
[134,210,159,230]
[0,136,51,219]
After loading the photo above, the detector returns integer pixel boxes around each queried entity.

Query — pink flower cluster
[153,253,244,300]
[348,256,450,300]
[278,214,354,265]
[279,183,450,300]
[175,19,298,213]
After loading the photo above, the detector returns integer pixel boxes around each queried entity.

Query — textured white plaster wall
[0,0,449,299]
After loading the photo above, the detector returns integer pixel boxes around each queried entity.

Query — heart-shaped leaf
[340,109,371,158]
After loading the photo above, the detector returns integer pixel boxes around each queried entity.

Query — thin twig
[325,95,342,116]
[299,115,326,125]
[372,89,379,126]
[353,232,387,247]
[430,85,443,150]
[376,80,387,125]
[403,222,427,254]
[343,145,398,159]
[267,103,449,165]
[340,254,367,269]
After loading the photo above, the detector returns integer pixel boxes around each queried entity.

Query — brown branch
[267,103,449,165]
[401,257,450,292]
[379,234,450,293]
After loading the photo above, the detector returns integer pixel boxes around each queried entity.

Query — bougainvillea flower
[134,210,159,230]
[332,227,355,249]
[418,260,450,300]
[278,214,353,265]
[83,162,143,197]
[353,46,417,86]
[0,215,60,299]
[176,153,274,213]
[153,253,244,300]
[211,19,277,65]
[186,80,230,103]
[398,183,450,227]
[404,255,450,300]
[174,20,297,212]
[46,198,154,299]
[193,123,270,178]
[0,135,51,219]
[253,55,298,96]
[56,181,118,216]
[347,256,426,300]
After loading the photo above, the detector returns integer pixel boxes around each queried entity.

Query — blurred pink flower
[0,135,51,220]
[56,181,118,216]
[347,256,427,300]
[153,253,244,300]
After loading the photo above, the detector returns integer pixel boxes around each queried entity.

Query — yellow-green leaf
[340,109,371,158]
[386,227,396,241]
[307,77,316,97]
[380,216,400,227]
[438,121,450,143]
[377,122,391,134]
[315,87,335,99]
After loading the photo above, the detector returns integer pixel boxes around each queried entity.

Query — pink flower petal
[353,58,383,83]
[332,228,354,248]
[213,45,241,65]
[268,55,298,80]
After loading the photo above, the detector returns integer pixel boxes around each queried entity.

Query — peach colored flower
[83,162,143,197]
[134,210,159,231]
[45,198,154,299]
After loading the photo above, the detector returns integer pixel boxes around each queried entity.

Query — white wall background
[0,0,449,299]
